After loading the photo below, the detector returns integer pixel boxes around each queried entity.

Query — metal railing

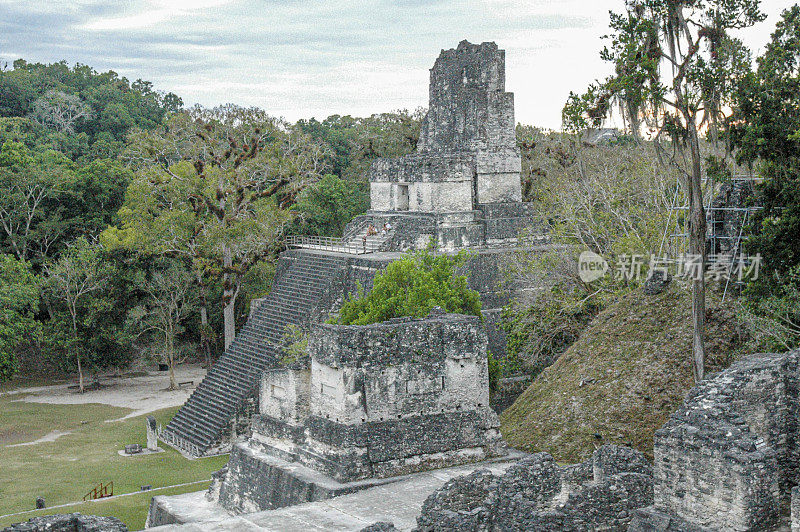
[83,481,113,501]
[286,233,388,255]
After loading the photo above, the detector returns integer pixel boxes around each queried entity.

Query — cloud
[0,0,790,128]
[79,0,237,30]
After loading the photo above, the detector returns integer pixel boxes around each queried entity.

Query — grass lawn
[0,395,229,531]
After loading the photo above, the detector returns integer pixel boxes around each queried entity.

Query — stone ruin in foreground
[411,348,800,531]
[630,349,800,531]
[217,311,506,514]
[415,445,654,530]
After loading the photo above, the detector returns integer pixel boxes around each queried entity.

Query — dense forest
[0,59,421,389]
[1,4,798,391]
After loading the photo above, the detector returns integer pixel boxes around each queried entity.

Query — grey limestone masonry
[369,41,521,213]
[211,311,506,515]
[362,40,541,253]
[1,514,128,532]
[794,486,800,532]
[415,444,653,531]
[631,349,800,532]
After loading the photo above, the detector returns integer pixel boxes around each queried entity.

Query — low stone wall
[489,375,530,414]
[633,350,800,531]
[415,445,653,531]
[252,410,500,482]
[217,443,362,514]
[1,513,128,532]
[146,499,179,529]
[476,202,538,243]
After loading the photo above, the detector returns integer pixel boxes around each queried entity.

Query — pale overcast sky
[0,0,793,129]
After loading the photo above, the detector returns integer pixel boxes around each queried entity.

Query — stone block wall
[259,367,310,423]
[286,244,526,383]
[212,312,506,515]
[638,350,800,531]
[419,41,513,155]
[368,154,476,212]
[217,444,361,514]
[475,202,539,244]
[249,313,505,484]
[368,40,523,216]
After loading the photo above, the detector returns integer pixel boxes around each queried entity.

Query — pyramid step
[164,250,348,456]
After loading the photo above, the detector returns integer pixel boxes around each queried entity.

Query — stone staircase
[345,225,393,253]
[161,251,349,457]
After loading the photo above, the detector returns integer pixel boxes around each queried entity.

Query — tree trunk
[196,269,212,367]
[167,334,177,391]
[200,305,211,366]
[77,355,84,394]
[687,122,707,383]
[222,245,236,350]
[70,310,84,393]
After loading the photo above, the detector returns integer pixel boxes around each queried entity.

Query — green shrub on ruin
[334,248,481,326]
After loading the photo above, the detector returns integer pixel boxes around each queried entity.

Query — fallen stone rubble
[415,445,653,531]
[1,513,128,532]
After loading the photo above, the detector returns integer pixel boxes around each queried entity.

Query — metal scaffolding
[656,172,761,301]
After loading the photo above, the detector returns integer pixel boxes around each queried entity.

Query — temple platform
[147,451,524,531]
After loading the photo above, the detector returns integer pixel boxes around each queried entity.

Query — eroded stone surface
[1,513,128,532]
[369,41,521,213]
[638,351,800,531]
[414,445,653,531]
[146,457,521,531]
[212,311,505,515]
[359,40,539,253]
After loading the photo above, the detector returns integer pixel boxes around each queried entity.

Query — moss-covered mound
[499,284,746,463]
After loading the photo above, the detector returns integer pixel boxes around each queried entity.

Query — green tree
[728,5,800,351]
[135,260,195,390]
[0,59,182,160]
[0,141,75,262]
[117,106,329,348]
[43,238,109,392]
[729,5,800,276]
[28,90,93,134]
[565,0,763,382]
[335,249,481,326]
[0,255,39,382]
[292,174,369,236]
[296,109,423,182]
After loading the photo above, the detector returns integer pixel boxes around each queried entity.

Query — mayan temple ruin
[159,40,543,458]
[146,309,512,528]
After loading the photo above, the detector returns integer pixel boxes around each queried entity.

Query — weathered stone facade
[369,40,521,213]
[1,513,128,532]
[362,40,537,252]
[631,349,800,531]
[414,445,653,531]
[210,311,505,515]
